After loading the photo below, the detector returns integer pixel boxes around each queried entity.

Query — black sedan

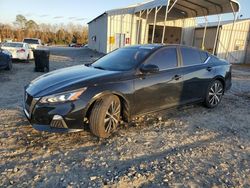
[24,44,232,138]
[0,49,12,70]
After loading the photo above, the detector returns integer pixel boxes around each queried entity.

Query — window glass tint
[200,51,209,63]
[181,47,202,66]
[147,48,177,70]
[3,43,23,48]
[92,47,152,71]
[23,39,39,44]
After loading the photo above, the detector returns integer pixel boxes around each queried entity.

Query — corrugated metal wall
[194,27,218,53]
[106,12,195,53]
[107,13,137,53]
[244,32,250,64]
[217,20,250,63]
[88,14,108,54]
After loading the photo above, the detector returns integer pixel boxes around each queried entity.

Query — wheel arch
[213,76,226,90]
[85,91,131,123]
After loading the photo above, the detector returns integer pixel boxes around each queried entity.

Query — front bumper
[23,92,89,133]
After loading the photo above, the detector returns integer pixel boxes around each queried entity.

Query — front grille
[24,91,38,117]
[26,93,33,106]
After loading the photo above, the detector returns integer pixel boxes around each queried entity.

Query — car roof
[123,44,207,52]
[5,42,25,44]
[23,38,40,40]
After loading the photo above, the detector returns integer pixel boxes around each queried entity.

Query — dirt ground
[0,47,249,188]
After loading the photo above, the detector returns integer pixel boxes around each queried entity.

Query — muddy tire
[89,95,121,138]
[204,80,224,108]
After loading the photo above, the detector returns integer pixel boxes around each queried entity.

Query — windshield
[23,39,39,44]
[92,47,152,71]
[3,43,23,48]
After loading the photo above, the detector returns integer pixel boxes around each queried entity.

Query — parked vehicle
[23,38,42,49]
[23,44,232,138]
[69,43,76,47]
[1,42,32,62]
[0,48,12,70]
[69,43,83,48]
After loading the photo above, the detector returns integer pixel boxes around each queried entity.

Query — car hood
[26,65,119,97]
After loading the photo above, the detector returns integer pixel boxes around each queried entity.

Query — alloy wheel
[208,81,223,106]
[104,100,121,133]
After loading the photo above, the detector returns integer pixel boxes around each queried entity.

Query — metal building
[88,0,240,55]
[194,19,250,64]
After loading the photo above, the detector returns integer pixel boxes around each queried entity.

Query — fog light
[50,115,68,129]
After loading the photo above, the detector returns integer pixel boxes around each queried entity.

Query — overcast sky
[0,0,249,25]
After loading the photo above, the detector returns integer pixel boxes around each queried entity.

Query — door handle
[207,67,213,72]
[173,75,182,81]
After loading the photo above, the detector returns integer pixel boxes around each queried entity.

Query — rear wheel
[89,95,121,138]
[205,80,224,108]
[26,55,30,63]
[5,59,12,70]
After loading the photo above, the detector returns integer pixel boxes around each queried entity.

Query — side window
[200,51,209,63]
[147,48,178,70]
[181,47,202,66]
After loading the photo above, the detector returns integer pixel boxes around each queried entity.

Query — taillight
[17,49,25,53]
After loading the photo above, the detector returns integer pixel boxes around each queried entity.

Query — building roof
[196,18,250,28]
[88,0,240,24]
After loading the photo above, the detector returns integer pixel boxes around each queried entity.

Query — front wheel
[89,95,121,138]
[204,80,224,108]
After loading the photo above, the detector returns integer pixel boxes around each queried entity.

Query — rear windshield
[3,43,23,48]
[92,47,152,71]
[23,39,39,44]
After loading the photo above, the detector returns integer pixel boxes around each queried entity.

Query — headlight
[40,88,87,104]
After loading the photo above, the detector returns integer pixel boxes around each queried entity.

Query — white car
[23,38,42,49]
[1,42,33,61]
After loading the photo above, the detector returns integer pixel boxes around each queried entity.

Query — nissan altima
[23,44,232,138]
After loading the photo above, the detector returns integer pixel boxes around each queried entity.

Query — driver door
[133,47,183,115]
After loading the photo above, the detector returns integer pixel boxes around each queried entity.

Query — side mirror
[140,64,159,74]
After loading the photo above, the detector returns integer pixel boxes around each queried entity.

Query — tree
[1,15,88,45]
[15,15,27,29]
[56,29,65,44]
[26,20,39,30]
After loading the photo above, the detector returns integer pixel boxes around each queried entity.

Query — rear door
[133,47,183,115]
[179,47,212,103]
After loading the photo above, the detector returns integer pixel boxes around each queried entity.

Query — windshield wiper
[93,66,106,70]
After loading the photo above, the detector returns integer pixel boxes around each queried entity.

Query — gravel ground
[0,47,249,188]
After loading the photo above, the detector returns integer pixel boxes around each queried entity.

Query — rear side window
[181,47,202,66]
[200,51,209,63]
[147,48,178,70]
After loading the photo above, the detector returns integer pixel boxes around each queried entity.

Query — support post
[201,16,208,50]
[137,11,142,44]
[109,16,112,53]
[152,7,158,43]
[213,15,221,55]
[143,9,150,44]
[162,2,169,43]
[143,9,153,44]
[130,13,135,45]
[225,2,237,59]
[162,0,178,44]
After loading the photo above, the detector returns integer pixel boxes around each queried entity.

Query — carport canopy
[134,0,240,20]
[132,0,240,58]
